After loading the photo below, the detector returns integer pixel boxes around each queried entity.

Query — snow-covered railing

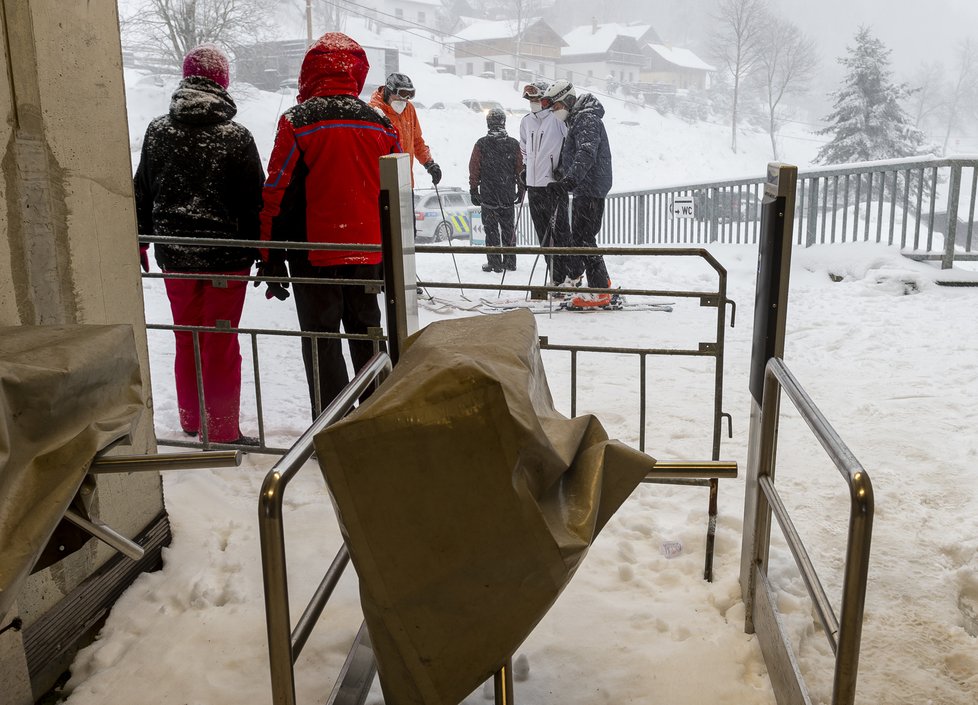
[518,156,978,268]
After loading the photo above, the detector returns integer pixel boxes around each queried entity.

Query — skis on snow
[420,295,674,315]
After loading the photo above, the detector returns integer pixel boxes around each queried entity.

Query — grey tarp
[314,310,653,705]
[0,325,143,622]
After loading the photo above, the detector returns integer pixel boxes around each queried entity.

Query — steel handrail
[258,353,393,705]
[758,357,874,705]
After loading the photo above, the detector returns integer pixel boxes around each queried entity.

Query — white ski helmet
[541,80,576,109]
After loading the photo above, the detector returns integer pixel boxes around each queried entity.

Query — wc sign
[670,195,695,219]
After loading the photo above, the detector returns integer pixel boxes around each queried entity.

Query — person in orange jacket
[369,73,441,186]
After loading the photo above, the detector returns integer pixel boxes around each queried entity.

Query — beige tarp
[0,325,143,622]
[315,310,653,705]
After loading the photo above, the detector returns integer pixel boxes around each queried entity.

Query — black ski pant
[566,195,610,288]
[482,204,516,270]
[527,185,571,284]
[290,258,385,420]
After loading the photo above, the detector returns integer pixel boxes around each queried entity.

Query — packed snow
[58,22,978,705]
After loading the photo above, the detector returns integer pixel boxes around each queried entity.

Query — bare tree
[940,39,978,155]
[712,0,768,153]
[757,17,818,159]
[123,0,270,68]
[909,61,947,129]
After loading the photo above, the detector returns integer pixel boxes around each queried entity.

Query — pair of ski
[421,294,673,315]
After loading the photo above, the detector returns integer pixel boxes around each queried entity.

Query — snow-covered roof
[562,23,653,56]
[394,0,443,7]
[646,44,715,72]
[455,18,540,42]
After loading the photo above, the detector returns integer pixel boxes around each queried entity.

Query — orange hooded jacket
[369,87,433,179]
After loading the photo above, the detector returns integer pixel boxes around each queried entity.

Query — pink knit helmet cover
[182,45,230,89]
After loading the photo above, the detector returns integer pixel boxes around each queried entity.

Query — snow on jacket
[469,128,524,208]
[134,76,264,272]
[557,93,613,198]
[519,109,566,187]
[260,34,401,268]
[369,88,432,173]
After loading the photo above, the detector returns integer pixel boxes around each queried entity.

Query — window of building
[418,12,425,23]
[394,8,403,18]
[484,61,494,73]
[467,62,474,75]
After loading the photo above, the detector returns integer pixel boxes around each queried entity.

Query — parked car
[414,187,480,242]
[462,99,504,114]
[693,190,761,223]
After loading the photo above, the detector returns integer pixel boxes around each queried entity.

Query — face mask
[530,101,542,113]
[391,99,407,114]
[552,108,569,122]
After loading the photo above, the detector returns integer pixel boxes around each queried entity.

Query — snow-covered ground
[58,22,978,705]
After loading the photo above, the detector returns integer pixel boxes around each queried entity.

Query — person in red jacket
[369,73,441,186]
[258,33,400,418]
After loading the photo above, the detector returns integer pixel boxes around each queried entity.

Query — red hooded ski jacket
[260,33,401,267]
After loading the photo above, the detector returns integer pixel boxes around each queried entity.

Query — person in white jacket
[519,80,574,287]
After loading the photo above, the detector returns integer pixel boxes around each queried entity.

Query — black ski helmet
[384,73,415,101]
[486,107,506,128]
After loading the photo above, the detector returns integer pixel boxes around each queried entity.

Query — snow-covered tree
[815,27,925,165]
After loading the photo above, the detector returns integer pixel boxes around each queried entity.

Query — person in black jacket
[542,81,618,308]
[469,108,525,272]
[134,45,264,445]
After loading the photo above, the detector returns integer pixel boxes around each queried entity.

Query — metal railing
[744,358,874,705]
[418,242,734,581]
[259,352,392,705]
[515,156,978,267]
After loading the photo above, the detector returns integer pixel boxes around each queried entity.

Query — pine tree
[816,27,925,165]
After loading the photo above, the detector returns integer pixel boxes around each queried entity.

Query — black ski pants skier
[482,204,516,270]
[566,195,610,288]
[527,185,571,284]
[290,258,385,420]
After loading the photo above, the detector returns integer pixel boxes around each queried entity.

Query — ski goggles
[392,87,415,100]
[522,84,543,100]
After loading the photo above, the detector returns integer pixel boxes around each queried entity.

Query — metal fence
[517,156,978,268]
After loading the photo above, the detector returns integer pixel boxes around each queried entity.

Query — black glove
[425,161,442,185]
[255,260,290,301]
[546,180,568,199]
[514,185,526,204]
[470,188,481,207]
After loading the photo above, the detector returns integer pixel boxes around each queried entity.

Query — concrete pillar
[1,1,164,699]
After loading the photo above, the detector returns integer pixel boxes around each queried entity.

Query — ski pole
[433,181,468,300]
[526,208,558,300]
[496,197,525,299]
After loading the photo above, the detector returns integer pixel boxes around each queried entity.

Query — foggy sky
[608,0,978,76]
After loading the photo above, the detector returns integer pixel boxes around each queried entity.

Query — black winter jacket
[557,94,613,198]
[134,77,265,272]
[468,129,524,208]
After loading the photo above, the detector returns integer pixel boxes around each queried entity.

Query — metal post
[493,660,515,705]
[943,164,962,269]
[740,162,797,629]
[379,153,419,364]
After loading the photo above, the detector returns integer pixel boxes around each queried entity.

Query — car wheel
[434,221,454,242]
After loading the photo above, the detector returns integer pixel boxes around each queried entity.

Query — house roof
[645,44,715,72]
[453,18,565,46]
[561,23,657,56]
[396,0,443,7]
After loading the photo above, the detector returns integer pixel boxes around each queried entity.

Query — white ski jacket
[519,109,567,188]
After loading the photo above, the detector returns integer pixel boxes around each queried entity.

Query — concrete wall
[1,0,163,700]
